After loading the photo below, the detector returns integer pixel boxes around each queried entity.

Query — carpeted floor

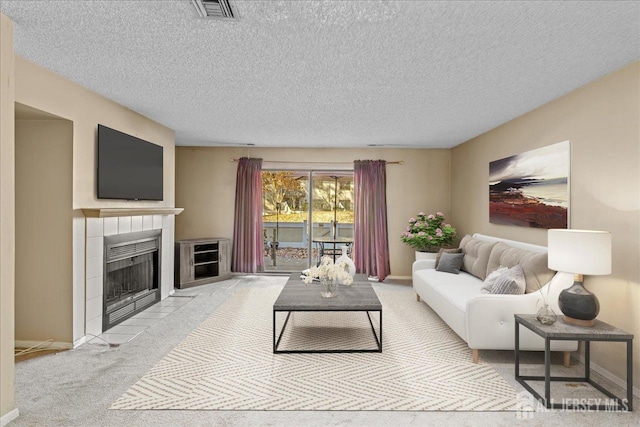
[9,275,640,426]
[112,288,526,411]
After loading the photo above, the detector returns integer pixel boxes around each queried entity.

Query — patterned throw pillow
[481,266,509,294]
[490,265,526,295]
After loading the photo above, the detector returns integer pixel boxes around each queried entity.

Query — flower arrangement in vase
[400,211,456,253]
[302,256,353,297]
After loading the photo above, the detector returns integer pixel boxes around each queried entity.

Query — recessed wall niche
[14,102,74,347]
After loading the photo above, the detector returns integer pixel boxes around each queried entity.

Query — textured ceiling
[2,1,639,148]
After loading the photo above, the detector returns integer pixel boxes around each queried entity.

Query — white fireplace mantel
[82,207,184,218]
[79,208,179,340]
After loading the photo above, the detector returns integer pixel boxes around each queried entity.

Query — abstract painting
[489,141,569,229]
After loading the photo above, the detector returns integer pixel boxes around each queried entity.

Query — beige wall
[15,56,176,209]
[176,147,451,277]
[0,12,16,422]
[451,61,640,389]
[15,119,73,344]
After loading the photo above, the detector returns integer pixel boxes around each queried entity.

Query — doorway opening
[262,170,354,272]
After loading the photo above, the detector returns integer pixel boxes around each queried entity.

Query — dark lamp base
[558,280,600,326]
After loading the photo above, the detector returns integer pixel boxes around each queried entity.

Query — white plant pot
[415,251,438,261]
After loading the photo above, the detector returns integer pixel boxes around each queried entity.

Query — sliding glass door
[262,170,353,272]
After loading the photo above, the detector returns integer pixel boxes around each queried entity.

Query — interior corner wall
[0,12,16,422]
[450,61,640,390]
[15,119,73,344]
[175,147,451,277]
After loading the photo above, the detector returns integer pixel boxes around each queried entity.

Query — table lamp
[547,229,612,327]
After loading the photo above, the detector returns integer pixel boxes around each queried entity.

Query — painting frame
[489,141,570,229]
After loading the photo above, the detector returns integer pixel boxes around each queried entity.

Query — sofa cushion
[436,252,465,274]
[435,247,463,268]
[459,234,497,280]
[414,269,484,313]
[490,265,526,295]
[486,242,555,293]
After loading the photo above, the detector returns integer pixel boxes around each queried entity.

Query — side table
[515,314,633,411]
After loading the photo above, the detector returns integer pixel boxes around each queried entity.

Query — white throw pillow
[490,265,526,295]
[481,266,508,294]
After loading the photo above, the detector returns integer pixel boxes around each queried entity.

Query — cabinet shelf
[175,238,231,289]
[195,260,218,266]
[195,249,218,254]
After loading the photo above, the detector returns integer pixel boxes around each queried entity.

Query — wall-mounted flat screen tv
[97,124,163,201]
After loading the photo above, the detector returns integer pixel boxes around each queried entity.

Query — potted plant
[401,211,456,260]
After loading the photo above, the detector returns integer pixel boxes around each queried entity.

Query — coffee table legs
[273,310,382,354]
[365,311,382,352]
[273,311,293,353]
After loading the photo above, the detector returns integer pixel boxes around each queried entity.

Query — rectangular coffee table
[273,273,382,354]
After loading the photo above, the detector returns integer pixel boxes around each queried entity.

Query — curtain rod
[229,158,403,165]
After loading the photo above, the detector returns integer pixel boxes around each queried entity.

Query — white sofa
[412,234,578,364]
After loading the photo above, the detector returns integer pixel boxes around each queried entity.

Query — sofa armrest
[412,259,436,274]
[465,273,578,351]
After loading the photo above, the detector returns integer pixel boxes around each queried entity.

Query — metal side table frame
[515,314,633,411]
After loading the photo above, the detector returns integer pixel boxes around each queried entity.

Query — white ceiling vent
[191,0,239,20]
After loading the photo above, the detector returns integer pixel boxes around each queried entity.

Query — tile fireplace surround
[81,212,176,341]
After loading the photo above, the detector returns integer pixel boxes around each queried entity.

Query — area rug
[112,287,529,411]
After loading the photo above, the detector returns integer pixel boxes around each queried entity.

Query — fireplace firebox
[103,230,161,331]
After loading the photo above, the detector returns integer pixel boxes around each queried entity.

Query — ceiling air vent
[191,0,239,20]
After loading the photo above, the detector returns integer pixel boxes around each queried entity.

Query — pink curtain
[353,160,390,281]
[232,157,264,273]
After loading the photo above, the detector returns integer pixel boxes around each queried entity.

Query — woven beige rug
[112,287,528,411]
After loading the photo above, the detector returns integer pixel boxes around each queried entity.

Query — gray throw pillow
[490,265,526,295]
[435,252,465,274]
[435,247,463,269]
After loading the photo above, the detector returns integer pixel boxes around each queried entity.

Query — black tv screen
[97,124,163,201]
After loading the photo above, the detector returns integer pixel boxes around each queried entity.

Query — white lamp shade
[548,229,611,275]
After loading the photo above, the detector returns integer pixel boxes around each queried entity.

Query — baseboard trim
[385,275,411,280]
[15,340,73,351]
[73,336,87,348]
[573,352,640,398]
[0,408,19,426]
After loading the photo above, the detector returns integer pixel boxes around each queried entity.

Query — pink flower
[427,235,433,240]
[419,211,425,215]
[437,212,444,216]
[418,231,425,236]
[406,226,411,231]
[428,214,435,219]
[408,233,414,238]
[436,228,443,237]
[444,223,451,228]
[409,217,415,222]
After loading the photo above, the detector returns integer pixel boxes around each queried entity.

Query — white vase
[415,251,438,261]
[336,245,356,283]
